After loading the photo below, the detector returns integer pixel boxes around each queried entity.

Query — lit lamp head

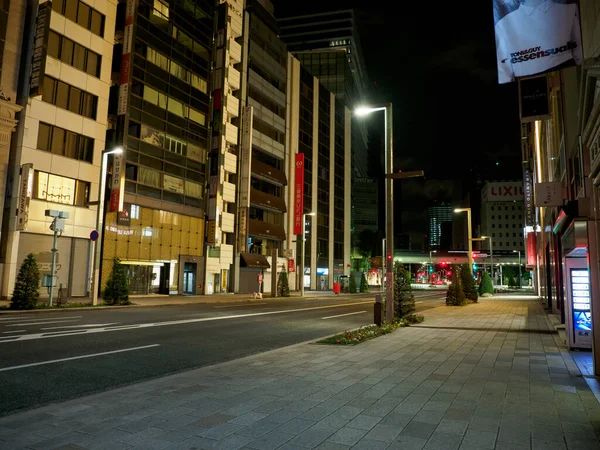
[354,105,385,117]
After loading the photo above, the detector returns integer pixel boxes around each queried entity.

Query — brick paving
[1,295,599,450]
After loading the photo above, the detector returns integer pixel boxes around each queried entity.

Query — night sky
[274,0,524,238]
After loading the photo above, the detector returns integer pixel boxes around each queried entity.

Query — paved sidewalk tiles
[1,295,599,449]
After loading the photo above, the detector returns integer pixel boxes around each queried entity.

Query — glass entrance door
[183,262,196,295]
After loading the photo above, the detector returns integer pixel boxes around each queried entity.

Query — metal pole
[518,251,522,288]
[300,213,306,297]
[48,219,58,307]
[91,152,109,306]
[467,209,473,270]
[489,237,494,285]
[385,103,394,324]
[381,238,386,291]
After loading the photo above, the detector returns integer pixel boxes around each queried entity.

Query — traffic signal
[429,266,433,273]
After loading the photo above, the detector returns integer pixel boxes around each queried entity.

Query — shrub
[394,262,415,318]
[461,263,479,302]
[404,314,424,324]
[277,269,290,297]
[479,272,494,296]
[103,258,130,305]
[360,272,369,293]
[446,266,466,306]
[11,254,40,310]
[349,274,357,293]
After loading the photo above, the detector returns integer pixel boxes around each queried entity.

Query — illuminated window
[188,108,206,125]
[33,171,89,206]
[185,180,203,199]
[142,227,153,237]
[153,0,169,19]
[165,135,186,155]
[131,204,140,219]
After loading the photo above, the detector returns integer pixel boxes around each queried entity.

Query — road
[0,291,445,416]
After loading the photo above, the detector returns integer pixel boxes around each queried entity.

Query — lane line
[41,323,118,330]
[322,311,367,320]
[6,319,81,327]
[1,301,373,343]
[3,330,26,333]
[415,301,423,304]
[214,303,268,308]
[0,315,82,323]
[0,345,161,372]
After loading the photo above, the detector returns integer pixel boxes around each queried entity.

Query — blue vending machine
[565,257,592,349]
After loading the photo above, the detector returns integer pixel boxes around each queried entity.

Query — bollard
[374,294,382,327]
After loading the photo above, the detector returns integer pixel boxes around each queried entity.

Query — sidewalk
[0,290,374,313]
[1,295,599,450]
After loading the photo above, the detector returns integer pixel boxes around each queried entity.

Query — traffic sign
[90,230,99,241]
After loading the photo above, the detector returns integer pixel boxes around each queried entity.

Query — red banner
[294,154,304,235]
[288,259,295,273]
[527,232,537,266]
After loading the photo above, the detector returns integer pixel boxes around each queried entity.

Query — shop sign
[519,76,550,121]
[288,259,295,273]
[526,232,537,267]
[117,203,131,226]
[294,154,305,235]
[16,163,34,231]
[117,0,136,115]
[110,153,124,212]
[571,268,591,332]
[535,181,562,207]
[207,220,217,244]
[163,174,184,194]
[238,206,248,253]
[30,2,52,97]
[523,168,535,227]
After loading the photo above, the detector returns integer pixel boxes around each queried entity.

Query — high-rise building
[480,181,524,253]
[427,202,452,249]
[278,9,376,249]
[1,0,117,298]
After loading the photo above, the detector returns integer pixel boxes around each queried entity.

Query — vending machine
[564,257,592,349]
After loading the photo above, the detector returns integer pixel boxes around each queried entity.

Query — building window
[165,135,186,155]
[491,206,494,211]
[492,224,495,228]
[37,122,94,163]
[153,0,170,19]
[138,167,162,188]
[33,171,89,206]
[131,204,140,219]
[491,215,495,219]
[185,180,203,199]
[513,242,517,247]
[52,0,105,37]
[146,47,208,93]
[42,76,97,119]
[47,30,103,77]
[141,86,206,125]
[492,233,495,238]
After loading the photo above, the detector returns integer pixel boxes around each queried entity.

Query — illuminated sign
[294,154,305,235]
[571,269,591,333]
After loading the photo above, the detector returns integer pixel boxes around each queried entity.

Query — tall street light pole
[482,235,493,282]
[429,250,437,283]
[454,208,473,269]
[300,212,316,297]
[355,104,394,323]
[91,147,123,306]
[514,250,522,288]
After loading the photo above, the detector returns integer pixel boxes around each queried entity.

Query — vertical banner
[294,154,305,235]
[117,0,136,115]
[526,232,537,267]
[523,168,535,227]
[30,1,52,96]
[493,0,583,84]
[109,153,125,212]
[238,106,253,253]
[16,164,34,230]
[519,76,550,122]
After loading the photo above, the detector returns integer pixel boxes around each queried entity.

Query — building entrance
[183,262,197,295]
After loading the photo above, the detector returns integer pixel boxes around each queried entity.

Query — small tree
[103,257,130,305]
[349,274,357,293]
[394,262,415,317]
[11,253,40,310]
[479,272,494,296]
[360,272,369,293]
[446,266,466,306]
[461,263,479,302]
[277,268,290,297]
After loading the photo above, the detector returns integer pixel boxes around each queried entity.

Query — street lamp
[355,103,394,323]
[91,147,123,306]
[429,250,437,283]
[513,250,522,288]
[454,208,473,269]
[300,212,316,297]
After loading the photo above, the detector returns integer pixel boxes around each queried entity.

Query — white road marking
[0,315,82,323]
[2,330,26,333]
[321,311,367,320]
[6,319,81,327]
[0,345,160,372]
[41,323,118,330]
[1,301,373,343]
[214,303,268,308]
[415,301,423,304]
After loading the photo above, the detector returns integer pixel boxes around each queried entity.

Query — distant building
[480,181,524,252]
[427,202,452,249]
[353,177,378,238]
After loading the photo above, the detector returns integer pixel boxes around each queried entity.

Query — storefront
[101,204,205,295]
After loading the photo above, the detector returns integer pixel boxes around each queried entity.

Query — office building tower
[427,202,452,248]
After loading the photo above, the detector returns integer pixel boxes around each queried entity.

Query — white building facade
[480,181,525,253]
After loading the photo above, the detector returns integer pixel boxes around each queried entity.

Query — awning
[251,159,287,186]
[240,253,270,269]
[250,188,287,213]
[249,219,286,241]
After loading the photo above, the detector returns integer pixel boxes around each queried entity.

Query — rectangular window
[47,31,61,59]
[36,122,94,163]
[185,180,203,199]
[146,46,207,93]
[61,37,74,65]
[188,108,206,125]
[138,167,162,187]
[34,171,88,206]
[54,0,104,37]
[153,0,170,19]
[49,31,101,77]
[42,76,97,119]
[72,43,86,71]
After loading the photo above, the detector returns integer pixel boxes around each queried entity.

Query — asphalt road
[0,291,445,416]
